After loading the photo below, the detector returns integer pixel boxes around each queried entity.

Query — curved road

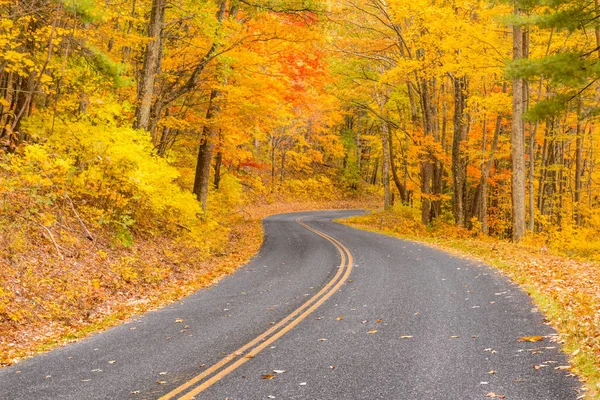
[0,210,582,399]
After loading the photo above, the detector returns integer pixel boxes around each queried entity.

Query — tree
[511,8,527,241]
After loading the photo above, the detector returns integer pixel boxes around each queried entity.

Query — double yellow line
[159,216,353,400]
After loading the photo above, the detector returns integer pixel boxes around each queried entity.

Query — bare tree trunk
[511,16,527,241]
[280,149,286,186]
[214,151,223,190]
[389,127,408,203]
[134,0,165,131]
[452,75,468,226]
[381,120,392,209]
[420,79,435,225]
[371,157,379,185]
[478,115,503,234]
[574,104,584,226]
[192,89,220,213]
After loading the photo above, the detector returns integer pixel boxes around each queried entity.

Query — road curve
[0,210,582,399]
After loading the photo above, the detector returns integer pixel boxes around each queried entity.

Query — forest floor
[343,210,600,398]
[0,199,375,368]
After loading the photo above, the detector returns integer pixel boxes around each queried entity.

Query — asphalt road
[0,210,582,399]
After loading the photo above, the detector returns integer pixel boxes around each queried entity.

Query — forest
[1,0,600,395]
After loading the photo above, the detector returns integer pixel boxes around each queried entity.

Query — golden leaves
[518,336,544,343]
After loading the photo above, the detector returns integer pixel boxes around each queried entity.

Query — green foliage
[525,93,573,121]
[507,53,587,87]
[59,0,104,24]
[81,45,131,88]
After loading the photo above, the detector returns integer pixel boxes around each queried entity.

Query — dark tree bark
[389,128,408,203]
[371,157,379,185]
[574,104,584,226]
[134,0,166,131]
[452,75,469,227]
[214,151,223,189]
[192,89,220,213]
[381,120,392,210]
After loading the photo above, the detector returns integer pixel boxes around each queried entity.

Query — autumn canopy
[1,0,600,381]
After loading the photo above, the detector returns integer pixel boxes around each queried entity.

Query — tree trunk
[371,157,379,185]
[511,16,527,241]
[280,149,286,185]
[389,127,408,203]
[214,151,223,190]
[192,89,220,213]
[574,109,584,226]
[452,75,469,226]
[134,0,165,131]
[381,120,392,210]
[476,115,503,234]
[420,79,435,225]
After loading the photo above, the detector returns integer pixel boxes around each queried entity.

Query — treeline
[0,0,350,251]
[330,0,600,244]
[0,0,599,247]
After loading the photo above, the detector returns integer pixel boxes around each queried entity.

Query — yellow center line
[159,216,353,400]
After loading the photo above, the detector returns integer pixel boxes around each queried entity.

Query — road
[0,210,582,399]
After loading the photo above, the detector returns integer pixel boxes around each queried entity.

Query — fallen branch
[66,196,94,241]
[38,223,64,260]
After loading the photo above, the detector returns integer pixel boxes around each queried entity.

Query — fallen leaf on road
[261,374,275,380]
[449,336,459,339]
[319,338,327,342]
[555,365,572,370]
[337,315,343,321]
[175,319,184,323]
[485,392,505,398]
[400,335,413,339]
[80,379,90,382]
[376,319,382,323]
[518,336,544,342]
[157,381,167,384]
[368,329,377,334]
[108,360,116,364]
[488,370,496,374]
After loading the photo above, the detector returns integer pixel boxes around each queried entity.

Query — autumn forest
[2,0,600,396]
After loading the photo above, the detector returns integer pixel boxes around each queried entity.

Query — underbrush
[0,102,383,366]
[344,207,600,398]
